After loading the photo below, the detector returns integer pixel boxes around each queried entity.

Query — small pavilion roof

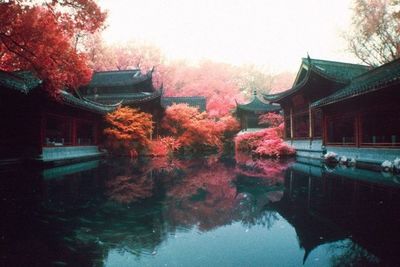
[264,57,370,103]
[86,69,152,88]
[161,96,207,112]
[236,92,281,112]
[312,58,400,108]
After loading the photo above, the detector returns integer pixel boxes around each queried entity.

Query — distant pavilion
[235,91,281,130]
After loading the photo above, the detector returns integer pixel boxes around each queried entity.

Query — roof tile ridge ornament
[307,52,312,66]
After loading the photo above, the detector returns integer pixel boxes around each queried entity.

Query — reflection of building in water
[274,159,400,266]
[4,156,400,266]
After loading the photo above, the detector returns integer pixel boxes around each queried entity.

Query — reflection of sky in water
[105,215,307,267]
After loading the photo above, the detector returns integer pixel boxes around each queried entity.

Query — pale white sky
[99,0,358,72]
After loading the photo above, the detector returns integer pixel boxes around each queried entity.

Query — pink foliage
[148,140,169,157]
[258,113,284,127]
[163,61,246,117]
[162,103,240,152]
[235,125,294,158]
[148,137,182,157]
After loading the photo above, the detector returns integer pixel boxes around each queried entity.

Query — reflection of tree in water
[164,159,239,231]
[22,156,294,265]
[106,175,154,204]
[235,151,294,182]
[161,156,290,232]
[329,239,380,267]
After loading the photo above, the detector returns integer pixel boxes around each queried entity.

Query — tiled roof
[312,58,400,108]
[121,90,162,105]
[84,91,162,105]
[306,58,370,83]
[236,93,281,113]
[0,70,41,93]
[86,69,151,88]
[161,96,207,112]
[264,57,370,103]
[0,70,117,114]
[61,91,119,114]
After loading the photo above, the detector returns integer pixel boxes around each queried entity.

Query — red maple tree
[161,103,240,153]
[104,107,154,157]
[0,1,106,97]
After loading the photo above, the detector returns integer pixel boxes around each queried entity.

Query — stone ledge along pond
[1,155,400,267]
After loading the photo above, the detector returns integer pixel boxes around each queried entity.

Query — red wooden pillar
[322,112,327,146]
[93,122,99,145]
[308,104,313,139]
[354,112,361,147]
[290,108,294,139]
[71,118,77,146]
[356,111,362,148]
[40,112,46,146]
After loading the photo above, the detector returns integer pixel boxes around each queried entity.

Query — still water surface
[1,155,400,266]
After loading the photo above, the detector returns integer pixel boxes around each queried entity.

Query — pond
[1,155,400,266]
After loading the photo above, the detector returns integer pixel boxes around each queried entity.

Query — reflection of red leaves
[235,152,293,182]
[148,140,169,157]
[165,161,239,231]
[106,175,153,204]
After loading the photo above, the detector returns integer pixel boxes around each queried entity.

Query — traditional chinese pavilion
[312,58,400,164]
[264,56,400,166]
[236,91,281,130]
[79,69,163,135]
[0,71,117,165]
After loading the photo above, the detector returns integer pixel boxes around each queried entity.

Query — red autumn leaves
[0,1,106,97]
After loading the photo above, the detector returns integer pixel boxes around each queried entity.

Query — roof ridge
[162,96,206,99]
[311,57,400,108]
[302,57,369,68]
[349,57,400,81]
[93,69,141,74]
[2,70,29,81]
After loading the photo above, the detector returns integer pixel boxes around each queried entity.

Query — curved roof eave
[236,95,281,112]
[121,90,162,105]
[263,69,312,103]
